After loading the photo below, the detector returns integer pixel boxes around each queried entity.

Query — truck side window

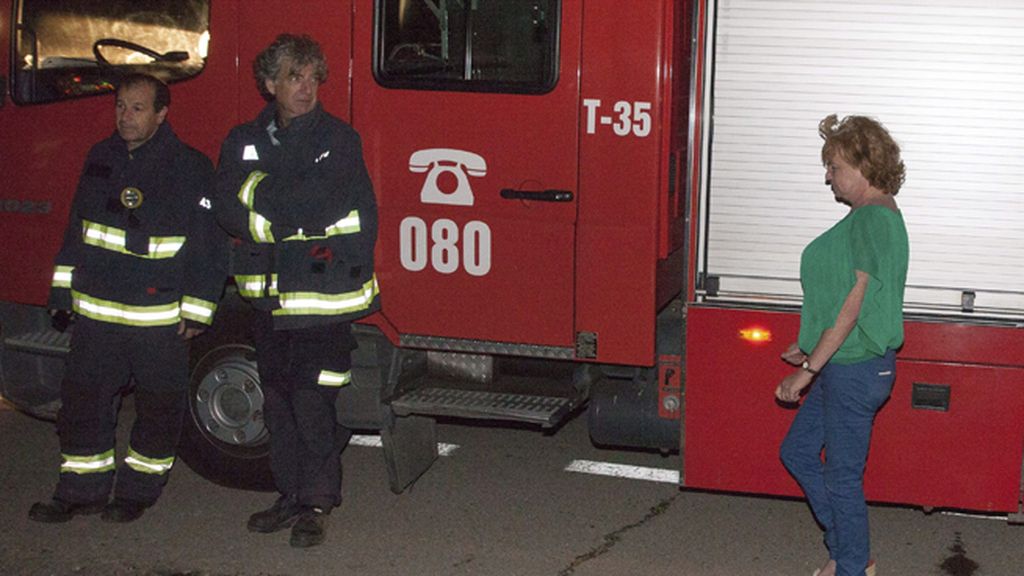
[375,0,558,94]
[12,0,210,105]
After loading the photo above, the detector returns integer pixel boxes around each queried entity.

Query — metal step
[390,387,579,428]
[3,329,71,357]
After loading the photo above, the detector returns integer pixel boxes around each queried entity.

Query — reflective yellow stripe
[238,170,268,209]
[273,276,379,317]
[148,235,186,257]
[234,274,278,298]
[125,447,174,475]
[283,210,362,240]
[180,296,217,324]
[61,450,116,475]
[235,275,264,298]
[248,211,275,243]
[52,265,74,288]
[72,290,180,327]
[82,220,126,250]
[317,370,352,387]
[81,220,185,259]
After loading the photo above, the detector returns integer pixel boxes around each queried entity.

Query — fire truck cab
[0,0,688,492]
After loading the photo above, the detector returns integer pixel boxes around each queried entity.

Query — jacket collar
[112,122,175,159]
[258,101,323,142]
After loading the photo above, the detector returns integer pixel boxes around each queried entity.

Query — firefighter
[29,74,227,524]
[215,34,379,548]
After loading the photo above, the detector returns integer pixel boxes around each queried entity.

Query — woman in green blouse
[776,115,909,576]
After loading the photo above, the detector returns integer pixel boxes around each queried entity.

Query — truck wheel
[178,298,275,491]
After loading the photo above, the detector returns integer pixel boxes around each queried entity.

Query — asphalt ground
[1,397,1021,576]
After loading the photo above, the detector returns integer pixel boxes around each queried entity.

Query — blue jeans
[779,350,895,576]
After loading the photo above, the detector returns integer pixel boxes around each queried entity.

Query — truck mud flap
[381,414,438,494]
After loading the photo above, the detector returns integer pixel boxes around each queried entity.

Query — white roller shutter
[696,0,1024,320]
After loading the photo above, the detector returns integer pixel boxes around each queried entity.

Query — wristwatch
[801,360,819,375]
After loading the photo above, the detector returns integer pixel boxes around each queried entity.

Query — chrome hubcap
[193,347,267,447]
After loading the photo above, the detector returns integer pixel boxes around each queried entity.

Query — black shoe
[247,494,301,533]
[28,498,106,523]
[100,499,148,523]
[290,507,328,548]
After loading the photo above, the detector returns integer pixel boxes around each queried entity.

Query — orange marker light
[739,326,772,343]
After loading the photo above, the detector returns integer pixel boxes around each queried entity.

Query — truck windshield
[375,0,558,93]
[12,0,209,105]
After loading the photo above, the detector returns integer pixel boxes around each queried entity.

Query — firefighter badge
[120,187,144,209]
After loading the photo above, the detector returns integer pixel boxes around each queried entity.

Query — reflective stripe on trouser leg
[317,369,351,387]
[55,319,130,504]
[61,450,116,474]
[114,324,188,505]
[253,313,353,509]
[125,447,175,475]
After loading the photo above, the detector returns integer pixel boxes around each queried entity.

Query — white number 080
[399,217,492,277]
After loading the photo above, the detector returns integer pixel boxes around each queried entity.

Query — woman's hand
[775,370,813,403]
[781,342,807,366]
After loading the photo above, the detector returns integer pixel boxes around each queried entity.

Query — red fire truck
[2,1,1022,516]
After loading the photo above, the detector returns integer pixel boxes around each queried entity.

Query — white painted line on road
[349,434,384,449]
[348,436,674,484]
[565,459,680,485]
[349,434,460,456]
[940,511,1009,521]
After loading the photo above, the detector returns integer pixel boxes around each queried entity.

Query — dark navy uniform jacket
[49,122,227,328]
[215,102,379,330]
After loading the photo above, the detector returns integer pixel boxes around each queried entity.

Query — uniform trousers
[55,317,187,505]
[779,350,896,576]
[252,311,354,510]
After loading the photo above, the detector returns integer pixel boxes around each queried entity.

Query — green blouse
[798,205,909,364]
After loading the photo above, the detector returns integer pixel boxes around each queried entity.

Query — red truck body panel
[685,306,1024,512]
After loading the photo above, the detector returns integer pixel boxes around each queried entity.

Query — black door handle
[500,189,574,202]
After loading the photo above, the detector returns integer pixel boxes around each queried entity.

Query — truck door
[0,0,215,306]
[353,1,580,354]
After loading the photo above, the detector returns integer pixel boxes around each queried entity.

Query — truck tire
[178,294,275,491]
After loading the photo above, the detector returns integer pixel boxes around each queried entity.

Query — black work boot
[101,498,148,523]
[28,498,107,523]
[290,506,329,548]
[247,494,301,533]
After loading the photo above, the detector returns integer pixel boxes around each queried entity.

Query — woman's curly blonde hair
[819,114,905,196]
